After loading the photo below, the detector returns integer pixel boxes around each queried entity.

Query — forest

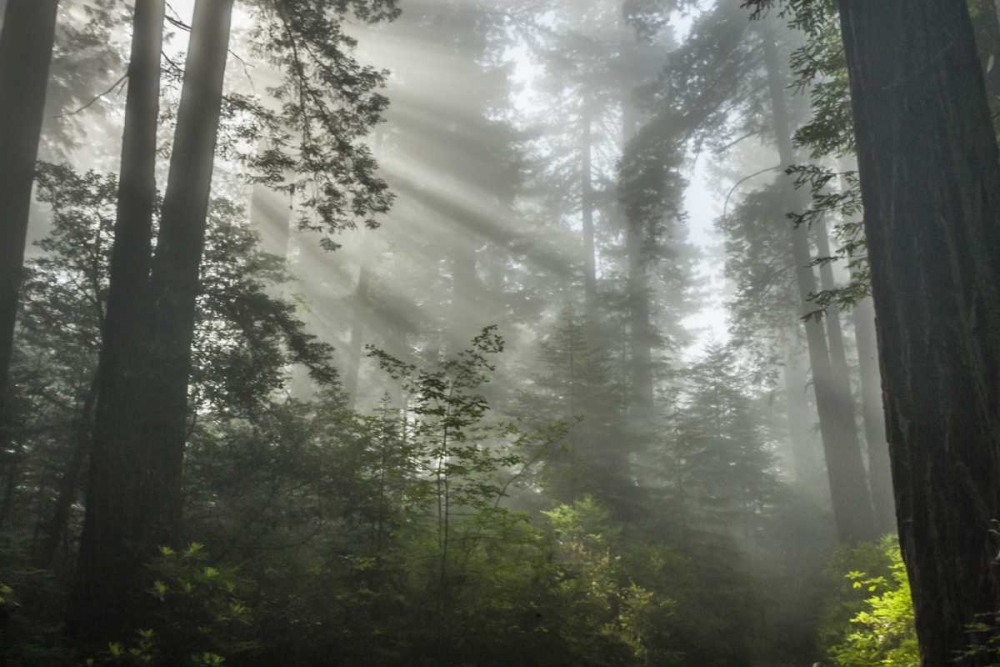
[0,0,998,665]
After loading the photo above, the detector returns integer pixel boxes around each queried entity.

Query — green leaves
[824,538,919,667]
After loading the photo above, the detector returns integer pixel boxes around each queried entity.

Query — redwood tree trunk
[0,0,59,417]
[814,218,868,509]
[143,0,234,546]
[837,0,1000,662]
[763,25,876,543]
[71,0,165,640]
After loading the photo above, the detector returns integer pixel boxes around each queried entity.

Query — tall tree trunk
[836,0,1000,661]
[143,0,234,547]
[783,331,824,491]
[580,102,598,318]
[71,0,165,640]
[622,94,654,416]
[0,0,59,420]
[763,25,876,543]
[814,217,868,497]
[853,294,895,534]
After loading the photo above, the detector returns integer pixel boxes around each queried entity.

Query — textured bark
[71,0,165,639]
[0,0,59,418]
[764,26,876,543]
[143,0,234,546]
[853,295,895,534]
[837,0,1000,662]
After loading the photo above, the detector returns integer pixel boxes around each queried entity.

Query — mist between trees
[0,0,998,665]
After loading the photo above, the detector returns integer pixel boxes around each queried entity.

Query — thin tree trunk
[763,25,876,543]
[836,0,1000,661]
[143,0,234,547]
[581,101,597,318]
[783,332,823,491]
[0,448,19,531]
[0,0,60,420]
[71,0,165,641]
[622,96,654,416]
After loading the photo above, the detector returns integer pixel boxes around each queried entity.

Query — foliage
[822,537,919,667]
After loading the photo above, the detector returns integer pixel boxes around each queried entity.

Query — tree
[141,0,236,548]
[748,0,1000,662]
[0,0,60,420]
[72,0,165,638]
[761,19,875,544]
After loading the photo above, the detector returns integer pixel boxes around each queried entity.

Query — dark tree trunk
[0,447,19,531]
[143,0,234,546]
[836,0,1000,662]
[0,0,59,419]
[852,294,895,534]
[71,0,165,640]
[763,26,876,543]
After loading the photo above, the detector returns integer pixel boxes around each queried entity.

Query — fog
[4,0,978,664]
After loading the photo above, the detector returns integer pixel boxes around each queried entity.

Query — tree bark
[71,0,165,640]
[0,0,59,420]
[143,0,234,547]
[763,25,876,543]
[836,0,1000,662]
